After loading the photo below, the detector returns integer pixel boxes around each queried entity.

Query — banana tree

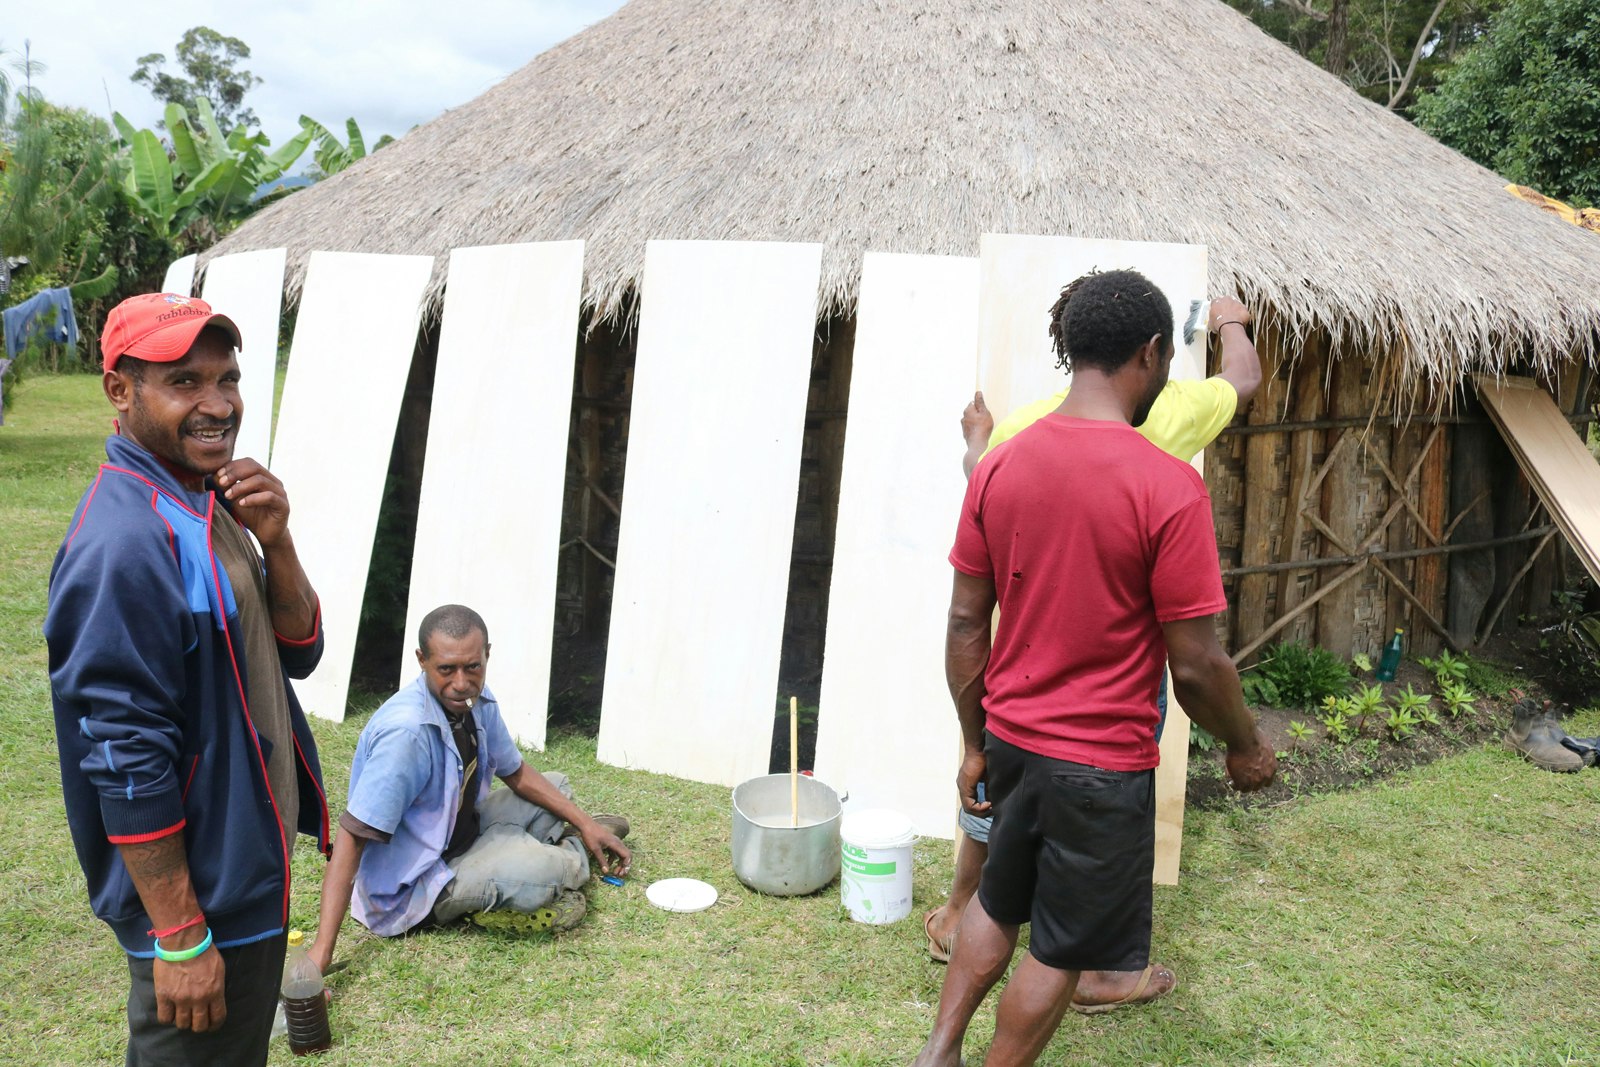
[298,115,392,177]
[112,98,312,239]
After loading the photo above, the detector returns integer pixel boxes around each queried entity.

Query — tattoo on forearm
[123,838,188,884]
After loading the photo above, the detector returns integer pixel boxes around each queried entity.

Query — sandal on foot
[1070,963,1176,1015]
[469,890,587,936]
[923,908,956,963]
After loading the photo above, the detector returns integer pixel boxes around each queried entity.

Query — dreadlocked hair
[1046,268,1173,374]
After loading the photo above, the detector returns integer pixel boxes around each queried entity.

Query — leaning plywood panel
[977,233,1209,885]
[1476,375,1600,584]
[812,253,979,838]
[271,251,434,721]
[200,248,286,466]
[401,242,585,749]
[597,240,823,786]
[161,254,197,297]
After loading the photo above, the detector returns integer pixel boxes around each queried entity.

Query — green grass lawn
[3,373,1599,1065]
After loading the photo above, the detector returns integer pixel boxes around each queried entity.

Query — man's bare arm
[309,828,366,977]
[117,836,227,1033]
[947,569,997,813]
[1208,296,1262,409]
[1162,615,1276,791]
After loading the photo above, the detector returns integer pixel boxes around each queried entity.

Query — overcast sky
[7,0,628,149]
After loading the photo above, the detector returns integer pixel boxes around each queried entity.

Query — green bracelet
[153,928,213,962]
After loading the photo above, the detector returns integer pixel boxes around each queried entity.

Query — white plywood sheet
[272,251,434,721]
[200,248,286,467]
[812,253,980,838]
[401,242,585,750]
[977,234,1208,419]
[596,240,823,786]
[977,234,1209,884]
[1476,375,1600,585]
[162,254,197,297]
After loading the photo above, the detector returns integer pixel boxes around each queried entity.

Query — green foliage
[1440,680,1478,718]
[300,115,373,177]
[1348,683,1388,735]
[1191,723,1219,751]
[0,99,118,280]
[1288,720,1313,745]
[1352,652,1374,672]
[0,39,46,131]
[1457,651,1520,698]
[111,99,312,245]
[1223,0,1506,110]
[1385,703,1420,741]
[1418,650,1471,688]
[1541,581,1600,691]
[1245,642,1354,709]
[1319,695,1358,744]
[1396,684,1441,727]
[131,26,262,134]
[1414,0,1600,206]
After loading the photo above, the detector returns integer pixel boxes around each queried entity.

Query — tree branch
[1279,0,1330,21]
[1388,0,1450,109]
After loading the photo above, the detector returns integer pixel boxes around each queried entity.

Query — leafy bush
[1243,642,1354,709]
[1414,0,1600,207]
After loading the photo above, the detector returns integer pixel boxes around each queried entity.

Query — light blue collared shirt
[346,674,523,936]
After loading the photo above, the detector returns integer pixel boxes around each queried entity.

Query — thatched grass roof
[204,0,1600,390]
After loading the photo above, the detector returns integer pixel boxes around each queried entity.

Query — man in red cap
[46,292,331,1066]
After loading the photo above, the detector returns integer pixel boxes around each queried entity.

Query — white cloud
[7,0,626,149]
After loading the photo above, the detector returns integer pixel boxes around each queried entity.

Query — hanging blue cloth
[2,287,79,361]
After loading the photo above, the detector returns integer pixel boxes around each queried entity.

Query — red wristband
[148,912,206,939]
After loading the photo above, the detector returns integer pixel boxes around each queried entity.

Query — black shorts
[976,731,1155,972]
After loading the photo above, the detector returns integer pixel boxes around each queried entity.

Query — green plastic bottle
[1375,628,1404,682]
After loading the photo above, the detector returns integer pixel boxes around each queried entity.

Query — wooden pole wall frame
[199,248,287,467]
[812,253,979,838]
[401,242,585,749]
[271,251,435,721]
[596,240,823,787]
[975,234,1209,885]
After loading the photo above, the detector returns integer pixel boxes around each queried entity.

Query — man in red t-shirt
[912,269,1276,1067]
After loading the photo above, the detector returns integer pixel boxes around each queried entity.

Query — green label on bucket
[843,855,897,877]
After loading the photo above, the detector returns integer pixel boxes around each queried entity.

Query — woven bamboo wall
[1211,317,1592,665]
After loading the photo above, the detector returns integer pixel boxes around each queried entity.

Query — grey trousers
[429,772,590,923]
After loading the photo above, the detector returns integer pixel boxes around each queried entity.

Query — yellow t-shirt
[986,378,1238,462]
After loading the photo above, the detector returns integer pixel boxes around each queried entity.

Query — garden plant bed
[1188,631,1591,809]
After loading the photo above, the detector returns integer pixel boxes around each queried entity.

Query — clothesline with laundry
[1,287,80,426]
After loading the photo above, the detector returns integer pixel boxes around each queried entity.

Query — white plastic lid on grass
[646,878,719,913]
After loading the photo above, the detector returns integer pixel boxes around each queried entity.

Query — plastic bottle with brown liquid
[281,929,331,1056]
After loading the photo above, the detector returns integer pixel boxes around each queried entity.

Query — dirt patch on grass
[1187,634,1586,809]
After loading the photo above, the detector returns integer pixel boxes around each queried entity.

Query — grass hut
[204,0,1600,685]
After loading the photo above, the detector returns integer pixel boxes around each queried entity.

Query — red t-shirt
[949,415,1227,770]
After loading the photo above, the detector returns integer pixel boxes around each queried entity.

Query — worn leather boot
[1505,697,1584,773]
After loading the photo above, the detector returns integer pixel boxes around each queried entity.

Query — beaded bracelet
[148,913,205,939]
[153,928,213,963]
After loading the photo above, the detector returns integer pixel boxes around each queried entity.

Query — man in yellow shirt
[925,294,1262,1014]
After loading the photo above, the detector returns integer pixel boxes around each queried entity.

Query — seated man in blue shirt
[310,604,630,972]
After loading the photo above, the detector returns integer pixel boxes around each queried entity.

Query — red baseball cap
[101,293,243,372]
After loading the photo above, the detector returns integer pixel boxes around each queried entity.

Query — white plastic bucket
[840,808,915,925]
